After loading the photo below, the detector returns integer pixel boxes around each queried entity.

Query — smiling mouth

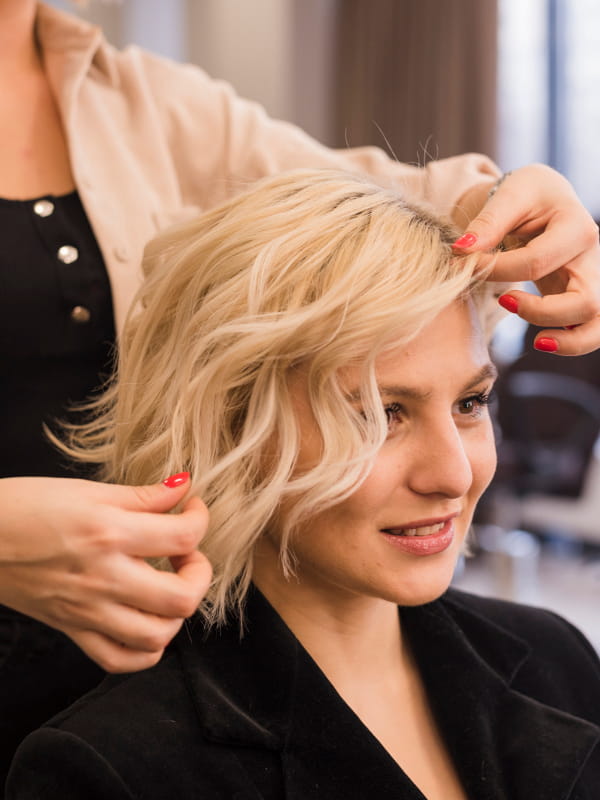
[383,521,449,537]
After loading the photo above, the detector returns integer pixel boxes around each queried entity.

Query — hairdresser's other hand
[0,473,212,673]
[453,163,600,355]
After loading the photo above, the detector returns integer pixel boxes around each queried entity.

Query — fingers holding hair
[452,164,600,354]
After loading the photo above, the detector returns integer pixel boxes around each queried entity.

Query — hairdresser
[1,0,599,786]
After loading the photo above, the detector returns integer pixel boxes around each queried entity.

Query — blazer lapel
[178,587,599,800]
[280,644,426,800]
[178,589,426,799]
[402,595,600,800]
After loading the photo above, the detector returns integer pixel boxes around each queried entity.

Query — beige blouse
[37,1,500,334]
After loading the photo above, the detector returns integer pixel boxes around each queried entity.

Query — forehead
[344,300,493,396]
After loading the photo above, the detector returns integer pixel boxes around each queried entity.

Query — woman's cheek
[471,422,498,498]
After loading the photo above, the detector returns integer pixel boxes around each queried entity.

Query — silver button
[57,245,79,264]
[33,199,55,218]
[70,306,91,324]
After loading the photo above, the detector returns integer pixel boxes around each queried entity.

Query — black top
[7,587,600,799]
[0,191,115,477]
[0,193,111,794]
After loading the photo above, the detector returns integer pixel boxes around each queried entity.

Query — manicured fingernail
[162,471,190,488]
[452,232,478,250]
[534,337,558,353]
[498,294,519,314]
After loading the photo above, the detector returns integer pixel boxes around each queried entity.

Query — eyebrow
[380,362,499,401]
[347,362,499,403]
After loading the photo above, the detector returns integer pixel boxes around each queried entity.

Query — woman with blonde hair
[5,0,600,787]
[8,170,600,799]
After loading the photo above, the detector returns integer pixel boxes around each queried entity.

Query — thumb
[119,472,192,513]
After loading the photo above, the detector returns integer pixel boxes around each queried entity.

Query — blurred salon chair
[518,434,600,544]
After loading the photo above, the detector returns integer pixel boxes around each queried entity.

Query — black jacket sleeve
[6,728,135,800]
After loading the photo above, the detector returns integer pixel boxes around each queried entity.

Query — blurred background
[48,0,600,648]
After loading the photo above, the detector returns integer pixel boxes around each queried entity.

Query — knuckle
[582,217,600,245]
[96,524,123,550]
[172,528,200,553]
[188,495,209,515]
[100,651,128,674]
[526,252,548,281]
[45,598,72,626]
[196,500,210,528]
[100,644,165,674]
[139,650,164,670]
[186,497,210,529]
[140,630,171,653]
[168,499,210,552]
[197,558,214,592]
[82,516,122,551]
[130,484,155,507]
[53,598,87,626]
[168,589,199,619]
[472,208,496,230]
[581,293,600,319]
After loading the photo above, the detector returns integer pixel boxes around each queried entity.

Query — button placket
[29,193,104,332]
[58,246,87,322]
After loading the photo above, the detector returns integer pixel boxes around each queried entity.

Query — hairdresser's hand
[0,473,212,673]
[452,163,600,355]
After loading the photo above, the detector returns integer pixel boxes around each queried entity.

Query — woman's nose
[406,421,473,498]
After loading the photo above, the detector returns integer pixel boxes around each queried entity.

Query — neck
[254,569,408,691]
[0,1,40,72]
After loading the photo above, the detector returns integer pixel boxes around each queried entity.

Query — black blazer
[6,587,600,799]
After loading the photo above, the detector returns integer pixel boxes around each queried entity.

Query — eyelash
[383,402,405,425]
[383,391,493,426]
[457,391,492,418]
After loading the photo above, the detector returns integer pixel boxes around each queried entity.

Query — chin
[394,585,450,607]
[384,560,458,607]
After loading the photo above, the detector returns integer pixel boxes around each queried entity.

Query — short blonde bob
[67,169,486,626]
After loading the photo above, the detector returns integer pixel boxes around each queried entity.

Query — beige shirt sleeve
[40,3,501,333]
[131,48,501,221]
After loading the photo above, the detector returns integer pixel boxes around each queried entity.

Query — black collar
[402,593,600,798]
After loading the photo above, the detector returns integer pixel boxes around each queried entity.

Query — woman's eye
[457,391,492,417]
[384,402,404,426]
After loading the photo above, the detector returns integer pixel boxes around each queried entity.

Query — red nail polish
[534,338,558,353]
[162,471,190,488]
[498,294,519,314]
[452,232,478,250]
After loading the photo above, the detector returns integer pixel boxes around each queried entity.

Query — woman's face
[256,300,498,609]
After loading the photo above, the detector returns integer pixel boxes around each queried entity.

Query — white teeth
[400,522,445,537]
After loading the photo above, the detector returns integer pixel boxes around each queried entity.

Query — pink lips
[380,517,456,556]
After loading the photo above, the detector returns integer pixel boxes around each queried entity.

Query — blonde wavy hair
[65,169,487,625]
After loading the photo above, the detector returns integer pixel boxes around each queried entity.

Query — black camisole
[0,191,115,477]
